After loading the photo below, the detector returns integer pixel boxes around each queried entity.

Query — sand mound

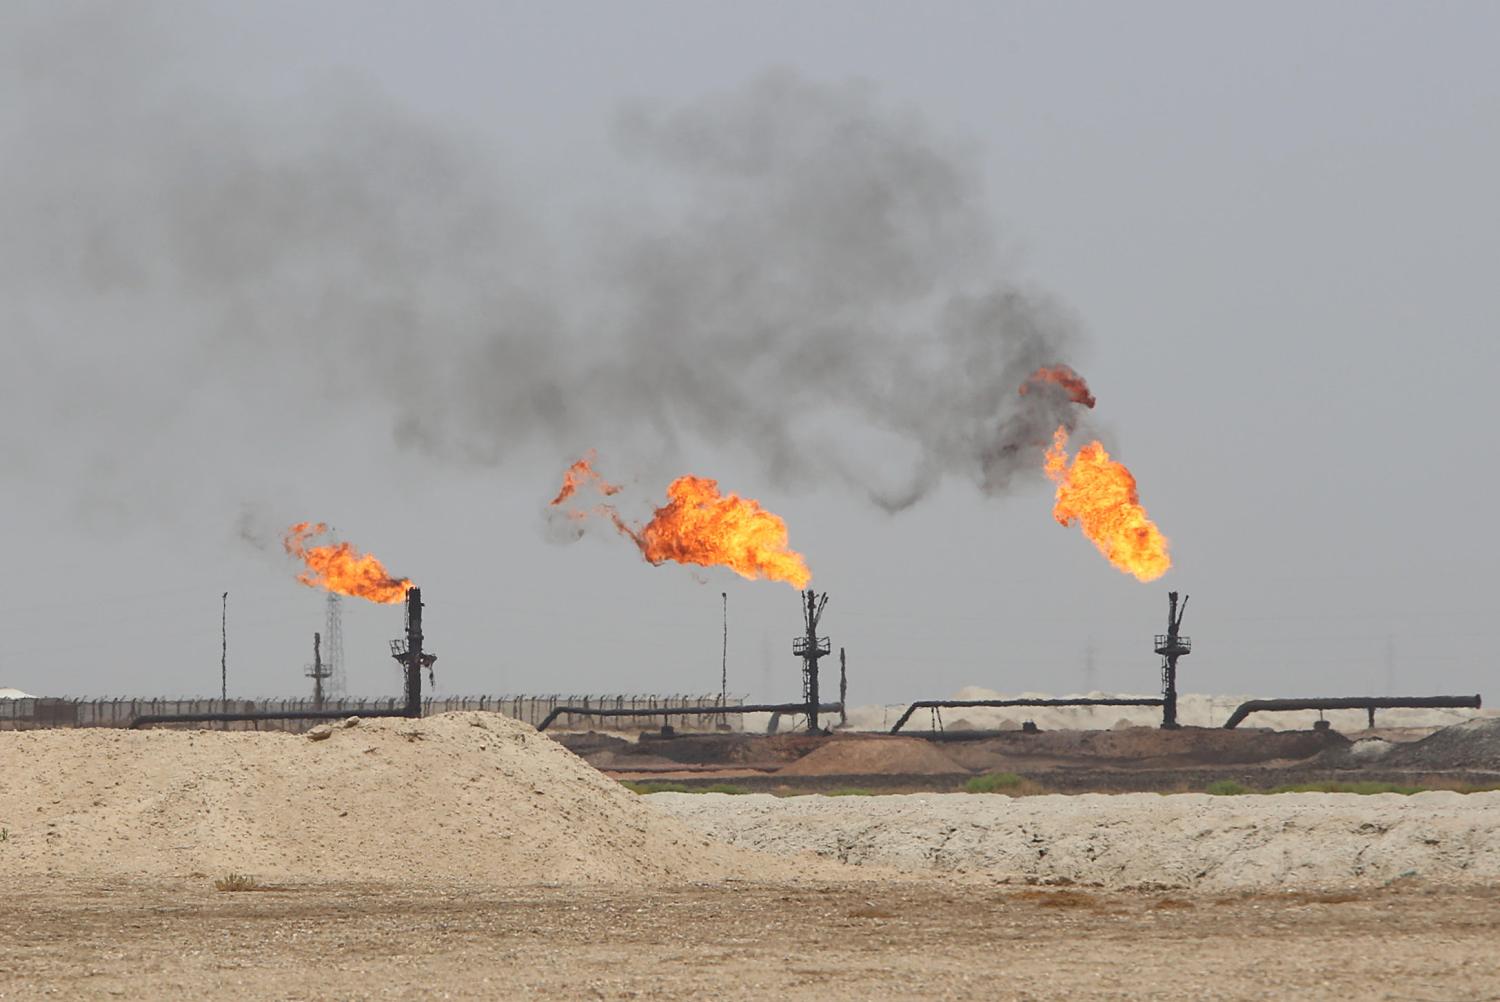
[653,790,1500,891]
[1386,718,1500,771]
[777,737,968,777]
[0,712,781,885]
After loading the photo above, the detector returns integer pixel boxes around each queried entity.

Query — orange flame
[282,522,412,604]
[625,476,812,588]
[551,458,812,588]
[550,450,622,506]
[1020,364,1096,408]
[1044,427,1170,582]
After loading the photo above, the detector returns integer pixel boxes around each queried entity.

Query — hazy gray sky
[3,1,1496,705]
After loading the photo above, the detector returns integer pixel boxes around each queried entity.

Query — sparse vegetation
[700,783,752,795]
[621,781,692,794]
[620,781,751,795]
[0,827,9,843]
[826,788,879,797]
[964,772,1042,795]
[213,873,258,892]
[1204,779,1500,796]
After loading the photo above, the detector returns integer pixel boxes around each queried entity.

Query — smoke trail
[1,8,1092,519]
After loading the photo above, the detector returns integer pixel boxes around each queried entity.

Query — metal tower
[719,591,729,729]
[305,632,333,709]
[390,588,436,717]
[324,594,345,698]
[838,647,848,727]
[1154,591,1191,729]
[792,590,830,732]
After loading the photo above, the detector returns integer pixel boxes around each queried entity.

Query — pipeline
[130,707,413,729]
[890,698,1164,734]
[1223,695,1482,730]
[536,702,843,732]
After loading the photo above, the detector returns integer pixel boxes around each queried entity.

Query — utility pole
[1154,591,1191,729]
[221,591,228,703]
[390,588,435,718]
[839,647,847,727]
[792,590,830,733]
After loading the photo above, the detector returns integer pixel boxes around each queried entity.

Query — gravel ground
[650,789,1500,890]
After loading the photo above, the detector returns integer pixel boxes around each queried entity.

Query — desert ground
[9,879,1500,1000]
[5,711,1500,1000]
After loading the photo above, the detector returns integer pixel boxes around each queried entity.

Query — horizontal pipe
[891,698,1164,734]
[130,708,414,729]
[1223,695,1481,729]
[536,702,842,732]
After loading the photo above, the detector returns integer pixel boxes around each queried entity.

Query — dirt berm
[776,736,969,777]
[1384,718,1500,771]
[0,712,787,885]
[652,790,1500,891]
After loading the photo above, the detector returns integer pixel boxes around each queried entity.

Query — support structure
[389,588,436,718]
[839,648,848,727]
[889,697,1165,734]
[535,701,843,733]
[792,590,831,732]
[220,591,228,702]
[132,590,432,730]
[305,632,332,710]
[1154,591,1190,729]
[719,591,728,728]
[1223,695,1481,730]
[324,594,345,699]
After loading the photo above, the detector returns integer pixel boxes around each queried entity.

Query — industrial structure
[889,696,1166,733]
[390,587,436,718]
[25,580,1483,741]
[127,588,434,729]
[305,632,332,709]
[793,590,831,732]
[1223,695,1482,729]
[1155,591,1190,729]
[324,594,346,699]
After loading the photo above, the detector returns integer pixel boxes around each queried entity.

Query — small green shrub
[1205,780,1250,796]
[965,772,1026,794]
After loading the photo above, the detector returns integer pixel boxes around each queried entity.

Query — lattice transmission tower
[324,593,346,698]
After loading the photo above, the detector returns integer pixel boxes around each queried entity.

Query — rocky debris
[1384,718,1500,771]
[652,789,1500,891]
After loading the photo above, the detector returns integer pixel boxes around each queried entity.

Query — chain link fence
[0,694,743,733]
